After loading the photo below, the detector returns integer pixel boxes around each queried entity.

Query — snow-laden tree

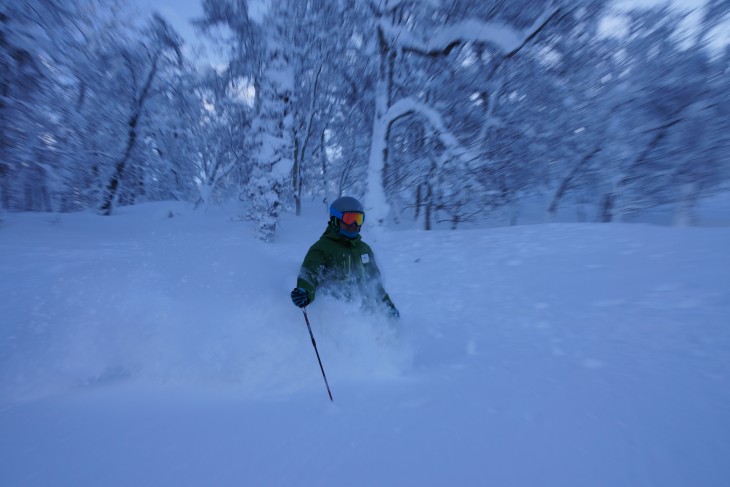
[244,19,294,241]
[537,4,730,225]
[197,0,292,240]
[141,66,202,204]
[583,8,729,223]
[186,68,254,210]
[634,6,730,225]
[539,3,623,222]
[0,0,196,213]
[364,0,562,227]
[285,0,377,212]
[0,0,95,211]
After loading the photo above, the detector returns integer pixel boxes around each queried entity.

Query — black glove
[291,287,310,308]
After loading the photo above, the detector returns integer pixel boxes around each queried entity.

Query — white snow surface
[1,202,729,486]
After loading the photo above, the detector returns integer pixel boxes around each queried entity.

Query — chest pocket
[343,252,370,278]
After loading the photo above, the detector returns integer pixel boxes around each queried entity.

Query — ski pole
[302,308,334,402]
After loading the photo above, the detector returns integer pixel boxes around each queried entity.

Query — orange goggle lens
[341,212,364,226]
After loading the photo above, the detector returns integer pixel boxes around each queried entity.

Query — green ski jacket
[296,223,396,312]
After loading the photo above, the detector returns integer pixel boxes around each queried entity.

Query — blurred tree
[0,1,194,213]
[187,67,254,210]
[98,14,184,215]
[144,66,207,205]
[0,0,86,211]
[591,8,728,223]
[538,5,729,225]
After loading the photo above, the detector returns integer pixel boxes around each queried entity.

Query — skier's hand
[291,287,310,308]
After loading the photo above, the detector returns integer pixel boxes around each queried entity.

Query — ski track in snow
[1,202,729,486]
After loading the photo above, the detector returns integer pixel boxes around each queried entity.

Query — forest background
[1,0,728,238]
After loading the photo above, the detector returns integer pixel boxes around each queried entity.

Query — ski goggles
[335,211,365,226]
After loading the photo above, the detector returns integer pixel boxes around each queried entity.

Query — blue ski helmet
[329,196,365,238]
[330,196,364,218]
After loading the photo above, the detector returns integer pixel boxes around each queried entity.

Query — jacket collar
[322,223,361,247]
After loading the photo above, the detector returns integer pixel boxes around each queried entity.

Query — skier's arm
[368,253,398,314]
[297,245,326,303]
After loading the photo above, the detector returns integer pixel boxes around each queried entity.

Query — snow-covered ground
[1,202,729,486]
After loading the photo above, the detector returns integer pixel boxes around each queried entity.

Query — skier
[290,196,399,318]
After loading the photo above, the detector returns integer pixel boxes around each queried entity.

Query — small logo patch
[361,254,370,264]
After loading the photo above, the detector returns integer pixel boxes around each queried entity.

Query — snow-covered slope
[1,203,729,486]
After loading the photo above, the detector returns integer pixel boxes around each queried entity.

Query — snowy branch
[384,97,480,168]
[373,0,442,14]
[382,7,559,56]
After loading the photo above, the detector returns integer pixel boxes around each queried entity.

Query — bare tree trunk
[424,183,433,231]
[366,23,394,225]
[415,181,434,230]
[99,54,158,216]
[674,181,699,226]
[319,129,329,208]
[547,148,600,221]
[600,192,615,222]
[292,136,301,215]
[0,162,8,211]
[99,113,139,215]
